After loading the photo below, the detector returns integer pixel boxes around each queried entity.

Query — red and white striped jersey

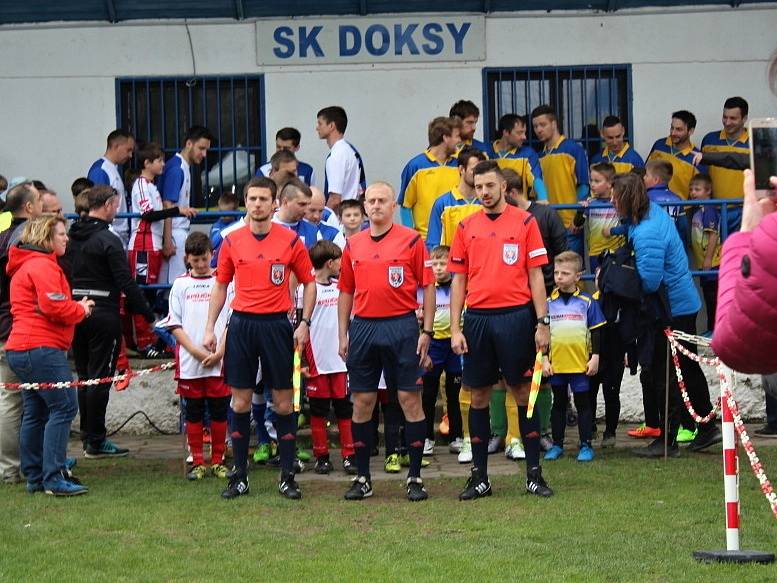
[129,176,164,252]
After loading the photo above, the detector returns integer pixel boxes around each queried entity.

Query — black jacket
[62,217,154,321]
[0,217,28,341]
[527,202,568,292]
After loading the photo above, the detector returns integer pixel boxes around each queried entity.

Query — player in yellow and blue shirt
[647,110,707,199]
[700,96,750,234]
[532,105,590,256]
[488,113,548,201]
[542,251,605,463]
[426,147,487,250]
[591,116,645,174]
[450,100,488,153]
[399,117,461,238]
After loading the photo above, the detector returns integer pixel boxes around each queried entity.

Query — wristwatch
[422,329,434,338]
[300,317,312,327]
[537,315,551,326]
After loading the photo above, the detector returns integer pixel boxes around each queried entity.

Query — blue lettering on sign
[299,26,324,57]
[339,25,361,57]
[364,24,390,56]
[446,22,471,54]
[394,24,419,55]
[273,26,295,58]
[421,23,443,55]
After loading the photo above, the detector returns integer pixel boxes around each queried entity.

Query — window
[482,65,632,159]
[116,75,266,208]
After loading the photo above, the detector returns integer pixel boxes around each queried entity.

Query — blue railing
[69,198,742,289]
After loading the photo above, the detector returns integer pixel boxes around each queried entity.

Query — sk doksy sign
[256,16,485,65]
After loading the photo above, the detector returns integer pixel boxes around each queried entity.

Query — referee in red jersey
[338,181,435,502]
[204,177,316,500]
[448,160,554,500]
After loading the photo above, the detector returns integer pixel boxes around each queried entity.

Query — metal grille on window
[116,76,265,209]
[483,65,633,158]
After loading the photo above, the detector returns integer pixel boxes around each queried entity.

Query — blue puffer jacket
[628,201,701,318]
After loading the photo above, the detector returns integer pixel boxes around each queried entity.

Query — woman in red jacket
[5,215,94,496]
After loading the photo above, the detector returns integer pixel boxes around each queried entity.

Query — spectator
[305,187,345,248]
[609,173,721,458]
[0,181,43,484]
[316,106,366,212]
[647,110,706,199]
[712,170,777,374]
[591,115,645,173]
[5,215,94,495]
[489,114,547,201]
[70,177,94,199]
[158,125,213,284]
[41,190,63,217]
[64,185,156,459]
[87,129,135,248]
[257,127,318,186]
[755,374,777,437]
[449,100,488,152]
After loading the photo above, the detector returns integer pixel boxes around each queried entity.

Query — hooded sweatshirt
[5,244,86,351]
[62,216,154,321]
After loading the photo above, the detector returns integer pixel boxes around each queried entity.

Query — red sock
[310,416,329,458]
[337,418,355,457]
[186,421,204,466]
[210,420,227,465]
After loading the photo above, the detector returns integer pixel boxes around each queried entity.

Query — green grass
[2,448,777,582]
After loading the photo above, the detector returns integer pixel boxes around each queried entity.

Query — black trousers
[73,309,121,448]
[589,326,626,436]
[650,313,713,443]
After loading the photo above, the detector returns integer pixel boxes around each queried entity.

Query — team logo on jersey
[503,243,519,265]
[388,266,404,288]
[271,263,285,286]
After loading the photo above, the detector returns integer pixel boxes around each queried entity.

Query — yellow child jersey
[538,135,589,228]
[547,288,606,374]
[417,280,453,339]
[591,143,645,174]
[647,137,706,199]
[582,198,625,256]
[398,150,460,239]
[690,205,722,270]
[700,129,749,200]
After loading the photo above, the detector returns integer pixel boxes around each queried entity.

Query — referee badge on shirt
[503,243,519,265]
[388,266,404,288]
[271,263,285,286]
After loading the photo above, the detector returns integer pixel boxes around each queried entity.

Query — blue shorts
[346,312,423,393]
[550,373,589,394]
[426,338,462,374]
[462,305,535,388]
[224,311,293,391]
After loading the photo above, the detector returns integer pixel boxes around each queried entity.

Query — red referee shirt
[447,204,547,309]
[339,224,433,318]
[217,223,314,314]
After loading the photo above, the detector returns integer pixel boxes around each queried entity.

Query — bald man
[41,190,63,217]
[305,187,345,248]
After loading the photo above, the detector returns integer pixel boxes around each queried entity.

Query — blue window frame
[115,75,266,208]
[482,64,633,159]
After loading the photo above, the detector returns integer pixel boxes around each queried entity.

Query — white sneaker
[457,438,472,464]
[506,438,526,460]
[185,452,193,464]
[487,434,504,454]
[423,439,435,456]
[448,437,464,454]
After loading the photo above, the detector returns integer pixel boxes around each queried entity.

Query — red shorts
[306,372,347,399]
[177,377,230,399]
[128,249,163,285]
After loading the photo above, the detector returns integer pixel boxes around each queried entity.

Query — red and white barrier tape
[666,329,777,520]
[665,330,720,424]
[0,362,175,391]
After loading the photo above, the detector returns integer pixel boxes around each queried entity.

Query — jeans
[6,348,78,488]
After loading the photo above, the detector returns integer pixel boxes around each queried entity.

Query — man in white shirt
[315,106,366,213]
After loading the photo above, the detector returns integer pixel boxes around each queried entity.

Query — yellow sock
[506,391,520,443]
[460,386,471,438]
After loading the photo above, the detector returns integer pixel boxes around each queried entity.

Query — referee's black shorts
[463,305,536,388]
[224,311,293,391]
[347,312,423,393]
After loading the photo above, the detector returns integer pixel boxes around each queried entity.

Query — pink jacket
[712,212,777,373]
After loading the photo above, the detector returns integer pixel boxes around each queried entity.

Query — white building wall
[0,6,775,201]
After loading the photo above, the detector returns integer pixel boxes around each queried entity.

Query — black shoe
[342,455,358,475]
[370,446,379,457]
[754,424,777,438]
[294,458,305,474]
[344,475,373,500]
[688,425,723,452]
[314,456,333,475]
[406,476,428,501]
[458,468,492,501]
[137,346,165,359]
[526,466,554,497]
[278,472,302,500]
[633,437,680,458]
[221,474,250,499]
